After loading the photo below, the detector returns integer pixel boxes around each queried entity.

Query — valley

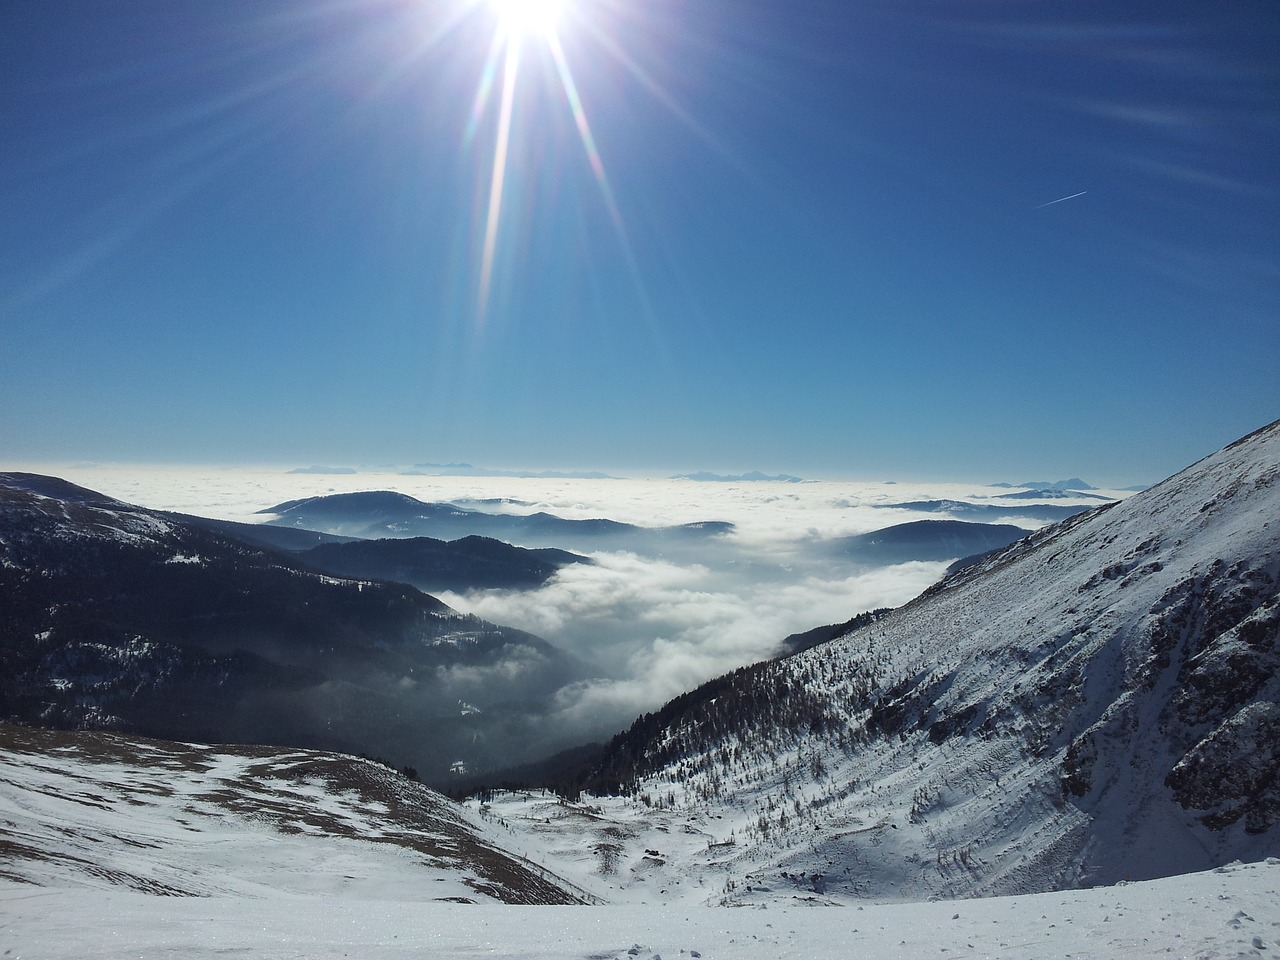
[2,421,1278,957]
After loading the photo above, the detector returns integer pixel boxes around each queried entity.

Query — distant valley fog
[14,463,1122,772]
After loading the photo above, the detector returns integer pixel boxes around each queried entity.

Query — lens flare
[490,0,564,41]
[469,0,637,325]
[476,37,521,324]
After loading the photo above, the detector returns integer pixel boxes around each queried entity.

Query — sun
[471,0,622,324]
[489,0,565,41]
[461,0,641,326]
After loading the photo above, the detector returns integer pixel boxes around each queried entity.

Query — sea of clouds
[16,463,1108,746]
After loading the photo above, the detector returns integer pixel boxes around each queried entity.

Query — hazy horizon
[5,453,1162,491]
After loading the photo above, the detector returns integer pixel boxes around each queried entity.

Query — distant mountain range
[173,512,588,593]
[993,478,1097,490]
[284,463,622,479]
[295,536,589,594]
[286,465,358,475]
[669,471,806,483]
[168,512,361,551]
[402,463,618,480]
[0,473,593,782]
[823,519,1029,565]
[994,488,1113,501]
[878,498,1095,524]
[259,490,735,553]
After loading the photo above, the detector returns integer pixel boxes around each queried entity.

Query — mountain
[163,515,588,592]
[0,472,592,781]
[402,463,618,479]
[823,519,1029,565]
[170,512,361,551]
[879,498,1093,523]
[294,535,590,593]
[535,419,1280,901]
[6,725,1277,959]
[670,471,806,483]
[0,723,590,904]
[1011,478,1097,491]
[995,488,1113,501]
[177,511,590,591]
[260,490,735,552]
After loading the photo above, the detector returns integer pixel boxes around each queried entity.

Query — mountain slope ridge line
[511,419,1279,904]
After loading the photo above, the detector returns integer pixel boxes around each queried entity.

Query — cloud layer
[23,464,1110,750]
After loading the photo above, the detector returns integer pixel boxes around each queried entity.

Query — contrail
[1033,190,1087,209]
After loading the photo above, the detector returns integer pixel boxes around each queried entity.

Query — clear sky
[2,0,1276,485]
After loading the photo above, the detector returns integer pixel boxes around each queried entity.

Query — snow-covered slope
[4,859,1278,959]
[0,723,590,904]
[509,419,1280,904]
[3,721,1277,957]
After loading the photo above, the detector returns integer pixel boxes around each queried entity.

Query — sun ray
[545,28,667,354]
[477,38,522,325]
[546,31,622,237]
[466,0,663,327]
[464,31,505,147]
[579,16,766,194]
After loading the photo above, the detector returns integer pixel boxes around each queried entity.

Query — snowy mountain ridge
[0,723,590,904]
[481,418,1280,904]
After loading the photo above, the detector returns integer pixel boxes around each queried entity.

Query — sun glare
[459,0,650,327]
[490,0,565,41]
[469,0,621,326]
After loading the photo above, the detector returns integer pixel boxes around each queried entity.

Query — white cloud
[438,547,947,737]
[20,464,1049,743]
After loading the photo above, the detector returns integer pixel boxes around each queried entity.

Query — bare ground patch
[1,722,593,904]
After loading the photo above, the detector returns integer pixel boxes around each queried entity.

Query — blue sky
[2,0,1276,485]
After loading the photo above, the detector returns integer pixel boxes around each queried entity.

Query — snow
[4,861,1280,959]
[4,432,1278,957]
[9,725,1277,959]
[482,420,1280,905]
[0,727,591,906]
